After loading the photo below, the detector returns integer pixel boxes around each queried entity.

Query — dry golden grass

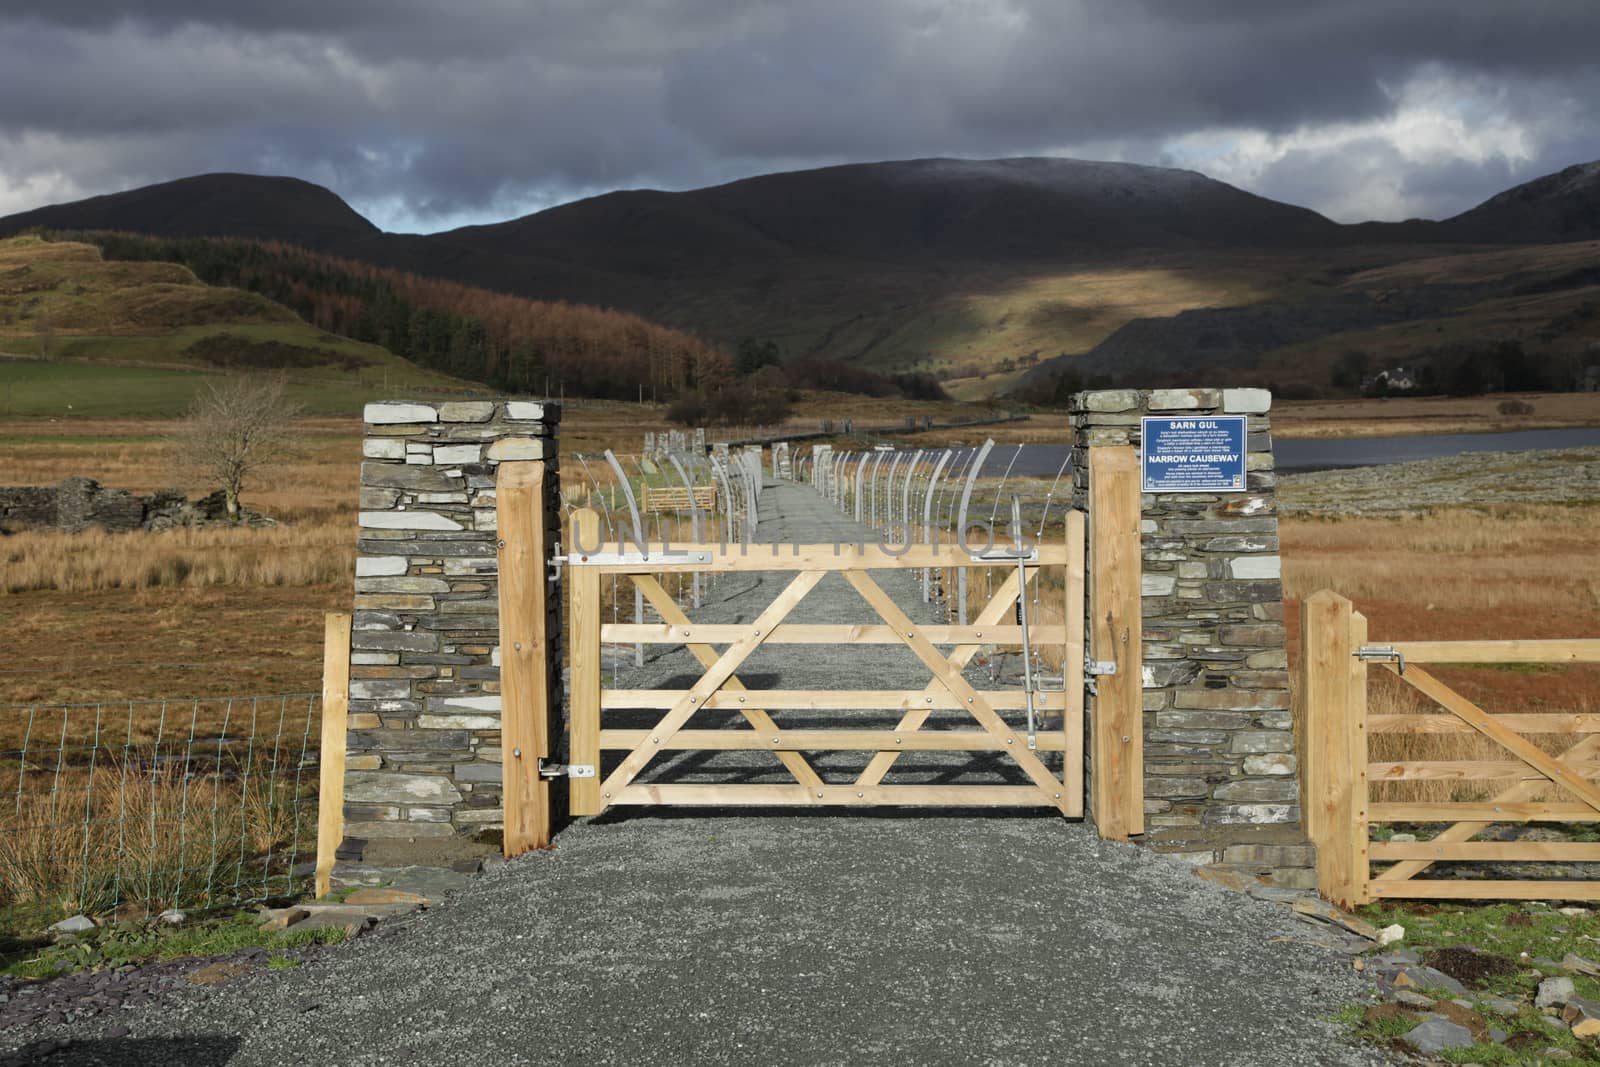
[0,763,313,913]
[2,523,353,595]
[1281,505,1600,635]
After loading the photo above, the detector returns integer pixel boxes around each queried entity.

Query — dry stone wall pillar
[1072,388,1312,890]
[346,399,561,861]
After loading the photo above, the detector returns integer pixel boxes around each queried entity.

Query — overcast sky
[2,1,1598,233]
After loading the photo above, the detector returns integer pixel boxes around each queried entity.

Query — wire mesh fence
[1,694,321,919]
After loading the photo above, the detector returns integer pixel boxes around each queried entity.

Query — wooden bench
[641,485,717,513]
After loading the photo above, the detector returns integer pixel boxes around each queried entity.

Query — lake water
[951,426,1600,477]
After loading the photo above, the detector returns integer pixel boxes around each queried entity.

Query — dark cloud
[2,1,1598,230]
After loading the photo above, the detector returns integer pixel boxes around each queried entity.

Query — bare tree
[171,375,303,522]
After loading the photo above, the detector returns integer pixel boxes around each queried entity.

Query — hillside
[4,156,1599,397]
[1017,238,1600,396]
[67,232,736,404]
[0,235,470,416]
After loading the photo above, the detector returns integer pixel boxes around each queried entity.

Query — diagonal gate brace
[597,570,826,803]
[842,569,1072,816]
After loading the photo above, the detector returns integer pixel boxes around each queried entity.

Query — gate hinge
[568,550,712,566]
[538,760,595,779]
[1085,656,1116,697]
[1355,644,1406,674]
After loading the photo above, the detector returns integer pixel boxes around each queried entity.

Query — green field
[0,235,479,416]
[0,359,470,417]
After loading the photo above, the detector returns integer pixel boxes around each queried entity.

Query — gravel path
[2,480,1383,1066]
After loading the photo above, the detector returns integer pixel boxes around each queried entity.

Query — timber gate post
[1072,389,1310,890]
[496,460,555,854]
[1087,447,1143,839]
[1299,590,1369,908]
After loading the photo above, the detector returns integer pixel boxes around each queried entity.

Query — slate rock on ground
[1538,976,1576,1009]
[1401,1015,1475,1054]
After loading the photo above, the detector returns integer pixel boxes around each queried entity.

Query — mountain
[4,156,1598,396]
[1439,161,1600,244]
[451,157,1344,266]
[0,173,378,250]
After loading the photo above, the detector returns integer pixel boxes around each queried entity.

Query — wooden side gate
[562,509,1088,817]
[1300,589,1600,907]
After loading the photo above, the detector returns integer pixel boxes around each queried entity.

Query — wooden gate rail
[1300,589,1600,907]
[598,690,1070,710]
[601,624,1067,644]
[565,507,1086,820]
[567,542,1075,572]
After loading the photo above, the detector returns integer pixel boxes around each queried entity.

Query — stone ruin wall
[0,477,270,533]
[343,399,560,860]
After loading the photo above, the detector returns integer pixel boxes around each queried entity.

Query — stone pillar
[643,431,656,456]
[1072,388,1310,890]
[692,427,707,454]
[346,399,561,861]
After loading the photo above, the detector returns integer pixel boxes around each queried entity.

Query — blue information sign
[1140,416,1248,492]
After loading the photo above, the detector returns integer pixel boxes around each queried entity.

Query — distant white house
[1367,366,1417,392]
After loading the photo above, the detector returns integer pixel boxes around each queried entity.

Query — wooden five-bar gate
[562,508,1088,817]
[1301,590,1600,908]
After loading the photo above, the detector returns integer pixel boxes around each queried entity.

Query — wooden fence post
[1089,447,1143,840]
[568,508,603,816]
[497,461,553,856]
[315,611,351,900]
[1303,590,1368,908]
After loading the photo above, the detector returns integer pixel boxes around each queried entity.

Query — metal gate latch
[538,760,596,779]
[1084,657,1117,697]
[1355,645,1406,674]
[547,540,564,584]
